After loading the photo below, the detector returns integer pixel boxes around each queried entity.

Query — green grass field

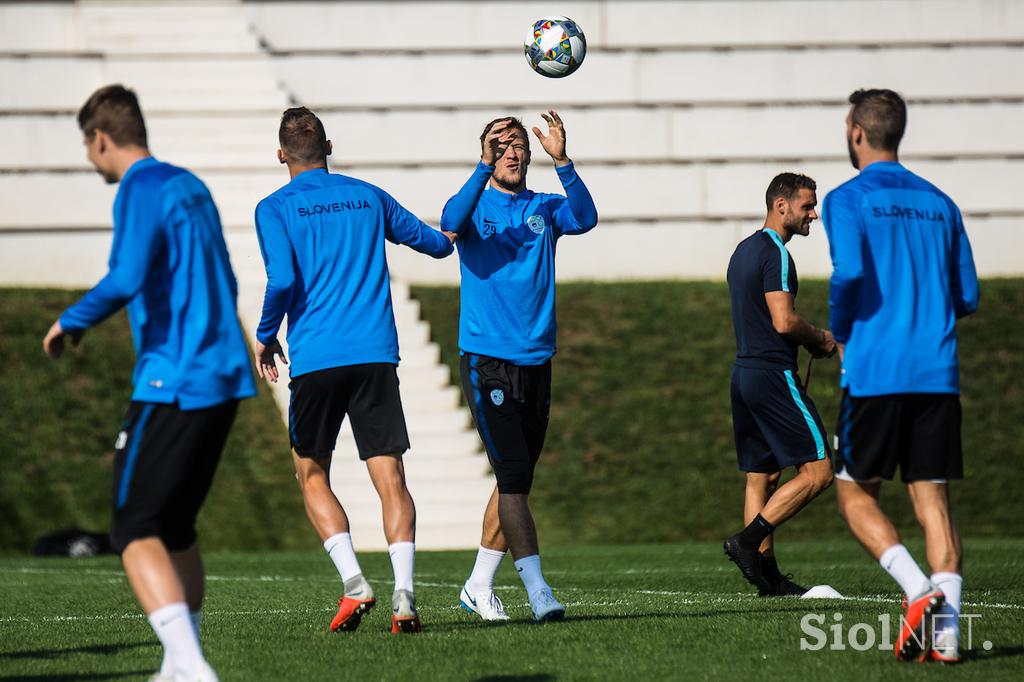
[2,540,1022,680]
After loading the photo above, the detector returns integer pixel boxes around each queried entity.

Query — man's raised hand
[531,110,570,166]
[481,119,515,166]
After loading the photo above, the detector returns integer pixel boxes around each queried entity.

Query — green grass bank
[413,279,1024,545]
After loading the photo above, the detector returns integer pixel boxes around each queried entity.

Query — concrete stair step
[333,432,481,459]
[395,363,448,390]
[342,523,487,552]
[402,385,462,412]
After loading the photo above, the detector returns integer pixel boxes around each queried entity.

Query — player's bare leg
[292,450,375,632]
[758,458,833,525]
[123,538,214,680]
[157,544,206,677]
[726,459,832,593]
[366,454,421,633]
[481,486,508,550]
[460,486,511,621]
[499,492,563,621]
[908,481,963,662]
[292,450,350,539]
[123,538,185,614]
[837,478,944,661]
[744,470,805,595]
[366,454,415,543]
[836,479,900,558]
[498,493,539,559]
[744,472,780,556]
[170,543,205,612]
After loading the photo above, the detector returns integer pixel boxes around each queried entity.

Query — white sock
[879,544,931,598]
[932,572,963,637]
[324,532,362,583]
[467,546,506,593]
[160,610,201,675]
[514,554,551,601]
[388,541,415,593]
[148,602,205,679]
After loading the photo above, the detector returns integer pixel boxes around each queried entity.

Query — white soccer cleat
[529,587,565,622]
[930,629,962,664]
[460,582,511,621]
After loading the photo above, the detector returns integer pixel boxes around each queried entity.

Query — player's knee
[815,467,835,494]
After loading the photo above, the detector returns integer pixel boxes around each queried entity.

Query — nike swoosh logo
[467,594,478,607]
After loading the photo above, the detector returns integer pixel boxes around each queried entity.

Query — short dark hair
[480,116,530,151]
[849,88,906,152]
[279,107,330,163]
[77,84,148,148]
[765,173,817,211]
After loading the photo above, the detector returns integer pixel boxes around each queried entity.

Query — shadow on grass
[0,673,149,681]
[0,641,155,660]
[430,605,811,633]
[970,645,1024,662]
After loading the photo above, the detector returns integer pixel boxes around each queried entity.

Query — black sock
[737,514,775,550]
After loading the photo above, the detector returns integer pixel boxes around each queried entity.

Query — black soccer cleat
[723,535,774,594]
[758,554,808,597]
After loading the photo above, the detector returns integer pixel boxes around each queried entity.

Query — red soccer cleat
[895,588,944,661]
[329,595,376,632]
[390,589,423,634]
[391,614,423,634]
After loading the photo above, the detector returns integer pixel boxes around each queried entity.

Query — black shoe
[723,535,773,593]
[759,554,808,597]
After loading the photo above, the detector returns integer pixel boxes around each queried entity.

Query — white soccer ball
[523,16,587,78]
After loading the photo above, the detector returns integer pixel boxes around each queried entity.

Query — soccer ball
[523,16,587,78]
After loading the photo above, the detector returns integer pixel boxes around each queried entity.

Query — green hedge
[2,281,1020,554]
[413,279,1024,545]
[0,289,316,554]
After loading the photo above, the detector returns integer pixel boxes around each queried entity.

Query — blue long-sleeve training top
[441,161,598,365]
[255,168,453,377]
[822,161,979,397]
[60,156,257,409]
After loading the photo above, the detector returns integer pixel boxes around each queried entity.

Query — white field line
[2,581,1021,624]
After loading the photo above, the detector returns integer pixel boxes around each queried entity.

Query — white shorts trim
[835,464,946,485]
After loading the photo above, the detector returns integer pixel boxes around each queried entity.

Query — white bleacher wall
[0,0,1022,287]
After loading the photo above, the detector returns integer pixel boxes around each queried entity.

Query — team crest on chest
[526,214,546,234]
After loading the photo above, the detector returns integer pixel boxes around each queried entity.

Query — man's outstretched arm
[45,188,162,357]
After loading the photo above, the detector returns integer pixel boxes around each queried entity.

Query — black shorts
[731,365,831,473]
[289,363,410,460]
[835,391,963,483]
[111,400,238,553]
[460,353,551,495]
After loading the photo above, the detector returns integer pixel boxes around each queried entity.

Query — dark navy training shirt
[440,161,598,365]
[727,229,800,370]
[60,157,257,409]
[255,168,453,377]
[822,161,979,396]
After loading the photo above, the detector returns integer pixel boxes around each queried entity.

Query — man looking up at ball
[724,173,836,597]
[43,84,257,682]
[824,89,979,663]
[253,107,454,634]
[441,112,598,622]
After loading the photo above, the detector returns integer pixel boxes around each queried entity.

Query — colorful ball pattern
[523,16,587,78]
